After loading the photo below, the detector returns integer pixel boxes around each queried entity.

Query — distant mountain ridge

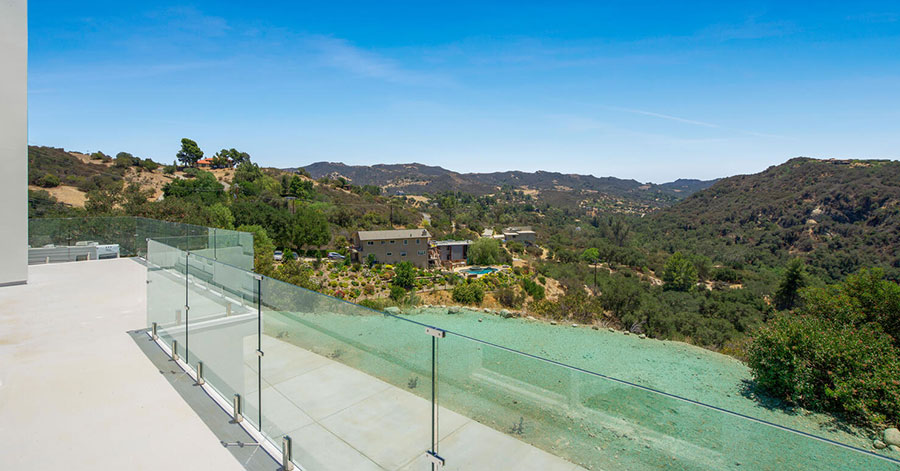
[297,161,718,203]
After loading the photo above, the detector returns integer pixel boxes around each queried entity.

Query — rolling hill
[642,157,900,280]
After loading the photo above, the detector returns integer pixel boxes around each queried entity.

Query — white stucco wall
[0,0,28,285]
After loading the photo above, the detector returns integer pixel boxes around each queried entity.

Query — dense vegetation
[636,158,900,281]
[749,269,900,427]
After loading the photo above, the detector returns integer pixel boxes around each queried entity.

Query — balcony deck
[0,259,266,470]
[0,258,584,470]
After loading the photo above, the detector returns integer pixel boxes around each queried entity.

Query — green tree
[205,203,235,229]
[802,268,900,345]
[121,183,151,214]
[286,176,314,199]
[581,247,600,263]
[291,206,330,253]
[214,148,251,165]
[774,258,807,310]
[662,252,697,292]
[392,261,415,290]
[115,152,136,168]
[236,224,275,276]
[600,275,644,320]
[85,181,124,214]
[176,138,204,167]
[162,170,224,204]
[468,238,501,265]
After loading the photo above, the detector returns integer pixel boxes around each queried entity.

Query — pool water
[463,267,498,275]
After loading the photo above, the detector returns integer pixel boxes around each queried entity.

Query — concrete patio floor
[0,258,266,471]
[1,257,586,470]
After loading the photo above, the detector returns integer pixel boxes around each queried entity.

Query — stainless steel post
[151,322,158,340]
[172,340,179,361]
[197,361,205,385]
[282,436,294,471]
[233,394,243,423]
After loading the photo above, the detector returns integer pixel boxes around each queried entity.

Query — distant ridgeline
[298,161,717,207]
[640,158,900,281]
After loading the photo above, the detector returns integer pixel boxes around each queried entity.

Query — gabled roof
[357,229,431,241]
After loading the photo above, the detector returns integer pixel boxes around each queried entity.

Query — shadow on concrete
[129,329,281,471]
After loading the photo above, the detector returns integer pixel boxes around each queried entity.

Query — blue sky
[27,1,900,182]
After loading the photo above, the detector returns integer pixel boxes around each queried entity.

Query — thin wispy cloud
[608,107,720,128]
[306,36,455,87]
[606,106,785,139]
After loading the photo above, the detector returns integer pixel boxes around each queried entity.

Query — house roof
[196,158,214,164]
[356,229,431,241]
[433,239,472,246]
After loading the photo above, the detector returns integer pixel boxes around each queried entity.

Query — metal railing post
[172,340,179,361]
[196,361,205,385]
[233,394,243,423]
[425,327,446,468]
[282,436,294,471]
[151,322,158,340]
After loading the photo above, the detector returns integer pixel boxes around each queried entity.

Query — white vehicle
[273,250,283,261]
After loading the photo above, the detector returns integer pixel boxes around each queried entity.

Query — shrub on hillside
[748,268,900,427]
[141,159,159,171]
[389,285,406,302]
[496,285,523,308]
[452,282,484,305]
[522,278,545,301]
[748,315,900,427]
[37,173,60,188]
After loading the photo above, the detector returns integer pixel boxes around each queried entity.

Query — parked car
[274,250,283,261]
[327,252,346,260]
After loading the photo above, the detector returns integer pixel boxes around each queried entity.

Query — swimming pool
[463,266,498,275]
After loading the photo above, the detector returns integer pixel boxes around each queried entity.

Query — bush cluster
[748,269,900,427]
[452,282,484,305]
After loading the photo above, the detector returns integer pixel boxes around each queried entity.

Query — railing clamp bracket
[425,327,445,338]
[425,451,445,466]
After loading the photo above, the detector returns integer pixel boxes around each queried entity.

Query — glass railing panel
[29,216,254,268]
[436,332,900,471]
[185,252,261,429]
[211,229,254,271]
[146,239,187,354]
[28,216,137,262]
[259,276,433,471]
